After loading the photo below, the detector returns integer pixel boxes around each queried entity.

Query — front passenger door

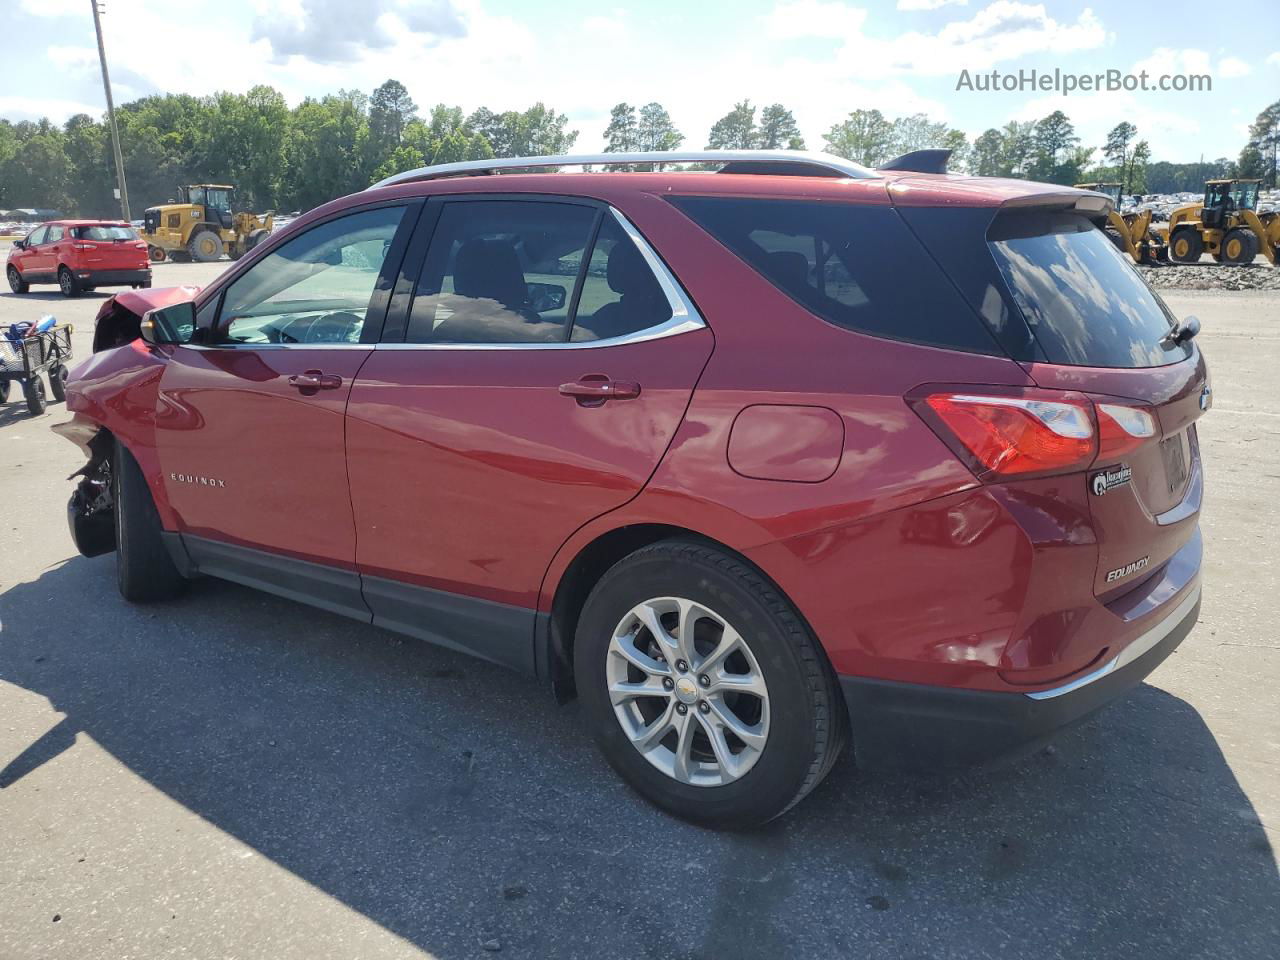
[156,202,417,599]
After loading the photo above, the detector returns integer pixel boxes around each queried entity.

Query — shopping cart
[0,317,73,416]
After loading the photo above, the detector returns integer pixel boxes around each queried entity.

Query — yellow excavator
[139,184,274,263]
[1075,182,1167,264]
[1165,179,1279,265]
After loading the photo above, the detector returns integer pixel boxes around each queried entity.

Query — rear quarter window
[667,195,1000,354]
[987,212,1189,368]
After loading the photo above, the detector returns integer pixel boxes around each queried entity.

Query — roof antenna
[878,149,952,174]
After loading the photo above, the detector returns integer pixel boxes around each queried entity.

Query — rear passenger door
[346,196,713,671]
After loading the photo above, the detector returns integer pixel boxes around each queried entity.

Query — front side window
[25,226,47,246]
[215,205,405,346]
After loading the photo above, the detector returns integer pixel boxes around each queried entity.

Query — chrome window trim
[379,206,706,352]
[1024,584,1201,701]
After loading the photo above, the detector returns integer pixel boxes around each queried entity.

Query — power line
[91,0,131,221]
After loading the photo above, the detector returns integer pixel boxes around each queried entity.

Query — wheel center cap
[673,676,698,704]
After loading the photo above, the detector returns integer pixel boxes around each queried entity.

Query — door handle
[288,370,343,393]
[558,378,641,403]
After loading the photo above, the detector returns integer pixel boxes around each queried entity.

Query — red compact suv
[54,151,1208,827]
[7,220,151,297]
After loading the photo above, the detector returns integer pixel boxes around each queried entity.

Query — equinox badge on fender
[170,472,225,488]
[1090,464,1132,496]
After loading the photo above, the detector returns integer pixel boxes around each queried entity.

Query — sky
[4,0,1278,164]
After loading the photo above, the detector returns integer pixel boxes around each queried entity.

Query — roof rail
[368,150,878,190]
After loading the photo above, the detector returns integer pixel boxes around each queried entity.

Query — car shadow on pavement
[2,557,1277,959]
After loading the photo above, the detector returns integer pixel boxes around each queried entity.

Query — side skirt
[179,535,536,674]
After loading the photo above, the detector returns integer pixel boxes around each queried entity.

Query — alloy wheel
[606,596,770,787]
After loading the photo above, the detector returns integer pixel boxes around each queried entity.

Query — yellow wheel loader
[139,185,274,264]
[1165,179,1279,266]
[1075,182,1168,264]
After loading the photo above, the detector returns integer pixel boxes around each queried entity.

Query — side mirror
[526,281,566,313]
[12,239,25,250]
[140,301,196,345]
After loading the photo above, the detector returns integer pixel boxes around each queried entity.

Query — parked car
[7,220,151,297]
[54,151,1208,828]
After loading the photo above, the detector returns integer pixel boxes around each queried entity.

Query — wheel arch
[540,521,830,704]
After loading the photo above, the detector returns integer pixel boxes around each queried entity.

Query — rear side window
[668,196,999,354]
[407,200,596,344]
[74,225,136,241]
[987,213,1188,368]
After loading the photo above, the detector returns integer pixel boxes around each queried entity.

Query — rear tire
[574,539,846,829]
[48,363,67,402]
[7,265,28,293]
[58,266,81,298]
[188,230,224,263]
[1169,229,1203,263]
[148,245,166,262]
[24,377,46,415]
[113,441,186,603]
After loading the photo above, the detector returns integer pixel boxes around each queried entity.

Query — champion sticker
[1091,464,1132,496]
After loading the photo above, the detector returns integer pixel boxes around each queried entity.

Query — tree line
[1,79,1276,218]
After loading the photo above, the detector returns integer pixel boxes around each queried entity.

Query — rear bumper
[76,268,151,285]
[839,584,1201,771]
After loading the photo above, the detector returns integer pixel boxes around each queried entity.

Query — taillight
[919,390,1096,479]
[1095,403,1157,460]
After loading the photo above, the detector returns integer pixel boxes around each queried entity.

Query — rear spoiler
[878,149,952,174]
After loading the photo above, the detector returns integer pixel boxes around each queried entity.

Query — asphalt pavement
[1,261,1277,959]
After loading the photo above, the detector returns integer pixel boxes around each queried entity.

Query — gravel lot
[1,260,1278,960]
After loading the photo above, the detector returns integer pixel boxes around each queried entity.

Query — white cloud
[252,0,465,65]
[1132,47,1211,78]
[1014,91,1200,162]
[766,1,1104,77]
[0,95,101,119]
[1267,51,1280,67]
[1217,56,1250,78]
[18,0,84,15]
[897,0,968,9]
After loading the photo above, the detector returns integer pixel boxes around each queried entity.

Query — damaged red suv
[55,151,1208,827]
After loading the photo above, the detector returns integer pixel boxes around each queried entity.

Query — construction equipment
[139,185,273,263]
[1164,179,1280,265]
[1075,182,1168,264]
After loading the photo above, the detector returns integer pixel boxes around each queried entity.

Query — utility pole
[91,0,131,221]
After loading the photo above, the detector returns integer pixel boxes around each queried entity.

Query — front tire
[58,266,81,298]
[7,265,28,293]
[1169,228,1203,263]
[113,441,186,602]
[24,377,47,415]
[575,539,846,829]
[188,230,224,263]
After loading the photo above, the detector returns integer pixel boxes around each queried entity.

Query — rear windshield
[668,196,999,354]
[73,225,136,241]
[988,212,1189,367]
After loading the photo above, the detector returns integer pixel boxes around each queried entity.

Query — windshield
[73,225,136,241]
[988,212,1190,368]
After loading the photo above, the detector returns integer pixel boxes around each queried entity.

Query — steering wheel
[304,311,363,343]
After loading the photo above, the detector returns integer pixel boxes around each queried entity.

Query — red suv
[7,220,151,297]
[54,151,1207,827]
